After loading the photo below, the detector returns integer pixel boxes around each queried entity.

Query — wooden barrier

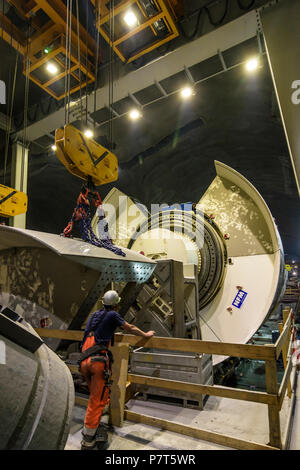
[109,343,130,427]
[35,307,295,450]
[124,410,279,451]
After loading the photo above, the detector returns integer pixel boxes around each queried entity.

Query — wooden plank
[283,307,291,323]
[109,343,130,427]
[128,374,278,406]
[114,334,276,360]
[275,314,292,359]
[34,328,84,341]
[34,329,276,360]
[278,356,293,409]
[265,360,282,449]
[173,260,185,338]
[125,382,137,403]
[278,323,292,399]
[124,410,279,451]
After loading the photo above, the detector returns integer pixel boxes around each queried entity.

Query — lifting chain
[62,181,125,257]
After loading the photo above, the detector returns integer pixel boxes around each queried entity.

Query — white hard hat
[102,290,121,306]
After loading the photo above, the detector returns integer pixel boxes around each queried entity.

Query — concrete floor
[65,373,298,451]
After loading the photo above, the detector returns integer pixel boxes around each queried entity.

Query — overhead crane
[1,0,184,100]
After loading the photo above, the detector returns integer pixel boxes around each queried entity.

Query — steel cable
[93,0,100,130]
[76,0,83,120]
[64,0,69,125]
[4,51,18,185]
[204,0,229,27]
[21,22,31,194]
[180,0,255,40]
[179,8,203,41]
[108,0,115,151]
[85,0,89,126]
[237,0,255,10]
[67,0,73,124]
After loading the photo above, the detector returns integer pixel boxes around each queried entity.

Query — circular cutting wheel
[128,209,227,309]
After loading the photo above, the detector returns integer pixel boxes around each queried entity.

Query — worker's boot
[80,432,96,450]
[95,423,109,450]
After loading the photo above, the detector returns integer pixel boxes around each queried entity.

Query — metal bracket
[217,49,227,71]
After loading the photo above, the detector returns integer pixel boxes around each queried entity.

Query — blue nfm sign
[232,289,248,309]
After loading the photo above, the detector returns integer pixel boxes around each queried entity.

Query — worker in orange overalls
[79,290,155,450]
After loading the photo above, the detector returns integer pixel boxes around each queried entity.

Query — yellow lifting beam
[55,124,118,186]
[0,184,28,218]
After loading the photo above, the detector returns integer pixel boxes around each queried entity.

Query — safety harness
[79,343,112,363]
[78,310,114,398]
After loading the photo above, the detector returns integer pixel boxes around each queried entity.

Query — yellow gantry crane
[0,185,28,218]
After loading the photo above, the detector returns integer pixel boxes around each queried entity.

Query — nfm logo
[291,80,300,105]
[0,80,6,104]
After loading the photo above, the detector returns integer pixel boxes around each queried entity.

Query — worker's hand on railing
[144,330,155,338]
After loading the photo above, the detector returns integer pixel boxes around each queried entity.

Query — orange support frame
[4,0,98,101]
[25,34,95,101]
[95,0,179,64]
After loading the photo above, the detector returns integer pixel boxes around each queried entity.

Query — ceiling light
[51,145,57,151]
[44,47,49,54]
[124,11,137,27]
[245,57,259,72]
[129,109,141,120]
[84,129,94,138]
[180,86,193,99]
[46,62,58,74]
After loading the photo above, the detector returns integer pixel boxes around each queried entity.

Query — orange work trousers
[79,334,111,431]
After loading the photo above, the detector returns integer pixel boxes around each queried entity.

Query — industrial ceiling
[0,0,299,259]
